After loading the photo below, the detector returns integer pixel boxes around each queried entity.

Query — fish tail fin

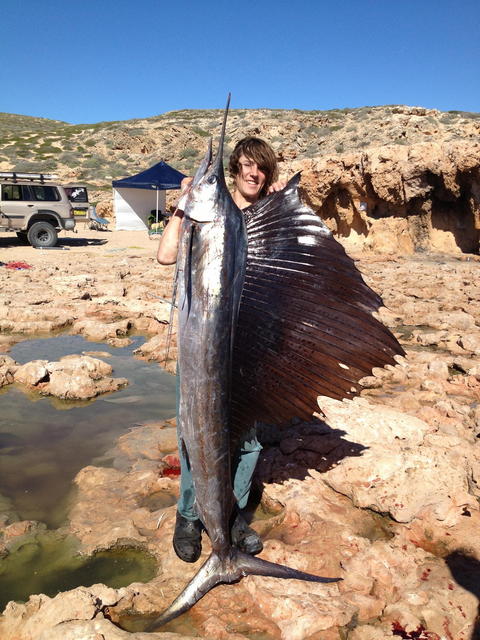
[147,548,341,631]
[234,549,342,584]
[146,552,225,630]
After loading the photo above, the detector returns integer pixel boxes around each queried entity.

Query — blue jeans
[175,373,262,521]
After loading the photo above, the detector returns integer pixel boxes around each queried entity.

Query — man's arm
[156,210,184,264]
[156,177,193,265]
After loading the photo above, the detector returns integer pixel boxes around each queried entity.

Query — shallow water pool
[0,334,176,528]
[0,530,157,611]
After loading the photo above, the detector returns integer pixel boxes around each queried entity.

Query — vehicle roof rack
[0,172,58,183]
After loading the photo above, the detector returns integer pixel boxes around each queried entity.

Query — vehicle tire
[16,231,29,244]
[27,222,58,248]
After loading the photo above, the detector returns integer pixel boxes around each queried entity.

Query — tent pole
[156,188,159,225]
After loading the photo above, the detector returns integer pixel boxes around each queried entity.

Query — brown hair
[229,137,279,199]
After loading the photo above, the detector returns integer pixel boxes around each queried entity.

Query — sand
[0,226,161,267]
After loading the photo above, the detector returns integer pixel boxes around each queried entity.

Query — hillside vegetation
[1,105,479,198]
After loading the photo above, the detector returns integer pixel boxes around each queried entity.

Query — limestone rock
[0,586,172,640]
[71,319,132,342]
[319,397,477,524]
[116,422,178,461]
[134,334,177,374]
[0,354,18,387]
[68,464,177,554]
[13,355,127,400]
[1,588,100,640]
[14,359,49,385]
[426,360,449,378]
[458,332,480,355]
[293,139,480,254]
[2,520,46,548]
[45,368,127,400]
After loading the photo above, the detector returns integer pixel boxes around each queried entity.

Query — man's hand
[181,176,193,191]
[267,179,287,194]
[157,176,193,265]
[175,176,194,207]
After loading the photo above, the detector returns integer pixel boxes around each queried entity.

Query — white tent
[112,161,185,231]
[113,187,166,231]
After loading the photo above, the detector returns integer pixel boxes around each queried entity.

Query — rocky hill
[1,106,479,253]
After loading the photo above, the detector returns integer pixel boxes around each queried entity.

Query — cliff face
[282,141,480,254]
[292,140,480,254]
[1,105,479,254]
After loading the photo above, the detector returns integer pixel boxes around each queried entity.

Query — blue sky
[1,0,479,124]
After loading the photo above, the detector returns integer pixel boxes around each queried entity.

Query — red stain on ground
[392,621,441,639]
[162,467,180,477]
[5,261,32,270]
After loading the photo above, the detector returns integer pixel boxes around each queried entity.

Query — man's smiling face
[234,154,266,204]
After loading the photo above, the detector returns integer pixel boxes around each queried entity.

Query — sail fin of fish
[147,548,340,631]
[230,174,405,440]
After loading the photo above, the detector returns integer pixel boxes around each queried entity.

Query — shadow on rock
[256,417,367,485]
[445,551,480,640]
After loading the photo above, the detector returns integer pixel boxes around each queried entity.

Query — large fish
[147,96,405,630]
[146,98,343,630]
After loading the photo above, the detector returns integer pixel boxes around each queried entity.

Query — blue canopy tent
[112,161,185,231]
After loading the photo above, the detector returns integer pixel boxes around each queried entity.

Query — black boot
[172,512,203,563]
[231,511,263,555]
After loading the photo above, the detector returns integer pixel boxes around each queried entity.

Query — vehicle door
[0,183,32,229]
[30,184,64,219]
[64,186,89,221]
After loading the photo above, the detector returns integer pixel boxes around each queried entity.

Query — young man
[157,138,286,562]
[157,137,284,264]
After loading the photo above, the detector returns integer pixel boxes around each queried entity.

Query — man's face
[234,154,266,203]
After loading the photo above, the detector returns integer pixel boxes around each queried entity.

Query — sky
[1,0,479,124]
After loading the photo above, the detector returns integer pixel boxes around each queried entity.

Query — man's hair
[229,137,279,199]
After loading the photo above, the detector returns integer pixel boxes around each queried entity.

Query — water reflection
[0,334,176,527]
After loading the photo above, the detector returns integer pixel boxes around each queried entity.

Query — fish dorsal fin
[230,174,404,442]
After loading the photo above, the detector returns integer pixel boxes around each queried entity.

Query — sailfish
[146,96,404,630]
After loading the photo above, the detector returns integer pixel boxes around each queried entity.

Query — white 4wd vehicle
[0,172,76,247]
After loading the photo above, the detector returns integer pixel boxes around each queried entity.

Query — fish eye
[207,175,217,184]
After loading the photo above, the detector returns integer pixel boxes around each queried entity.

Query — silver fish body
[177,166,247,555]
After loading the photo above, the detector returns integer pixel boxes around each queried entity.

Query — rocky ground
[1,228,480,639]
